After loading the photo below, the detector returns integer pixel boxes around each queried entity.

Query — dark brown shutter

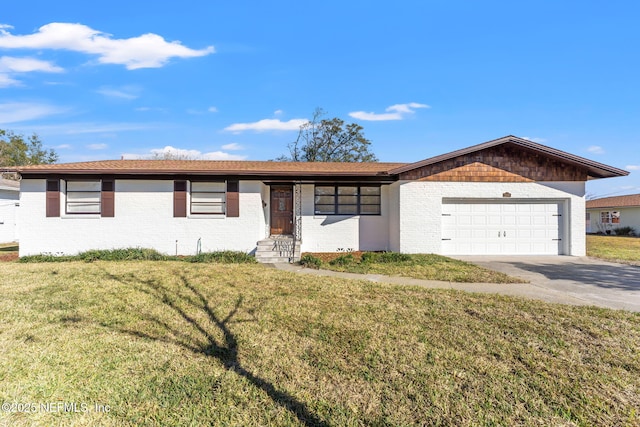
[226,180,239,217]
[46,179,60,217]
[101,180,114,217]
[174,180,187,217]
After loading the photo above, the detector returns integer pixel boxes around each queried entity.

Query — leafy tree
[0,129,58,167]
[280,108,378,162]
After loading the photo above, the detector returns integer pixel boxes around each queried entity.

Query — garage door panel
[442,201,563,255]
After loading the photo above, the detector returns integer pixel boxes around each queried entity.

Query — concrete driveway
[453,256,640,312]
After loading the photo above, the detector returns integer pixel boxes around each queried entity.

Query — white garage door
[441,200,564,255]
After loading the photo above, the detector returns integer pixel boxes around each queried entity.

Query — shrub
[189,251,256,264]
[360,252,380,263]
[612,226,636,236]
[77,248,167,262]
[329,254,356,266]
[300,254,323,269]
[18,253,76,263]
[377,252,412,263]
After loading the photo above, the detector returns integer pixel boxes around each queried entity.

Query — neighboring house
[586,193,640,234]
[3,136,628,260]
[0,178,20,243]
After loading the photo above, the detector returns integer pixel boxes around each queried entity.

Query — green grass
[303,252,523,283]
[587,235,640,265]
[1,262,638,426]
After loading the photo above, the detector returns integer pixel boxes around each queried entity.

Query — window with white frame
[191,181,226,214]
[65,180,101,214]
[600,211,620,224]
[314,185,381,215]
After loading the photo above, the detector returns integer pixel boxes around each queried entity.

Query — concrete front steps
[255,237,301,263]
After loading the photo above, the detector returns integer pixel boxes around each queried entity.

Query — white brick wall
[18,178,587,257]
[396,180,586,255]
[19,179,268,256]
[299,184,391,252]
[0,189,19,243]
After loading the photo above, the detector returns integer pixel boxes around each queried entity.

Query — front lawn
[302,252,523,283]
[1,261,638,426]
[587,234,640,265]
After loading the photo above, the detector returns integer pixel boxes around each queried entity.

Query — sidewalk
[272,263,592,308]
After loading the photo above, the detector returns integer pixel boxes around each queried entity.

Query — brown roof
[4,160,406,177]
[586,194,640,209]
[389,135,629,179]
[1,135,629,180]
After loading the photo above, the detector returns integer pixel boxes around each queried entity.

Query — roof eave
[16,168,394,178]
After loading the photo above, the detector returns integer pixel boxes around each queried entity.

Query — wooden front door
[270,185,294,235]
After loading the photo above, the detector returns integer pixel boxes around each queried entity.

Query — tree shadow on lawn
[99,268,328,427]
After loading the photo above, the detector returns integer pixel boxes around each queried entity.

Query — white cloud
[0,55,63,87]
[96,86,140,100]
[0,22,214,70]
[522,136,547,143]
[208,106,218,113]
[221,143,243,151]
[626,165,640,171]
[273,109,283,116]
[349,102,429,121]
[22,122,157,135]
[123,145,247,160]
[224,118,308,132]
[135,106,167,113]
[0,73,20,87]
[0,102,67,124]
[0,56,63,73]
[87,143,108,150]
[587,145,605,155]
[55,144,72,149]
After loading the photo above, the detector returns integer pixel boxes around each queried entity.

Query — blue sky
[1,0,638,198]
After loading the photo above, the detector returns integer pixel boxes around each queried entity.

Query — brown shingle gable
[401,144,589,181]
[390,135,629,180]
[586,194,640,209]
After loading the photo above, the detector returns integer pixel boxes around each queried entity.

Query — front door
[270,185,294,235]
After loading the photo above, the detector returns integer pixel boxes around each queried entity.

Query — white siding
[18,179,268,256]
[586,206,640,235]
[396,181,586,256]
[0,189,19,243]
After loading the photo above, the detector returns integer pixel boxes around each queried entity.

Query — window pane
[360,186,380,195]
[338,186,357,195]
[67,202,100,213]
[315,186,335,195]
[192,193,226,203]
[360,204,381,215]
[67,181,101,191]
[191,203,225,214]
[338,195,357,204]
[314,195,335,205]
[360,195,380,205]
[67,192,101,202]
[337,205,357,214]
[315,204,335,214]
[191,181,225,192]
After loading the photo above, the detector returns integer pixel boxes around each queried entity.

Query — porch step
[255,237,301,263]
